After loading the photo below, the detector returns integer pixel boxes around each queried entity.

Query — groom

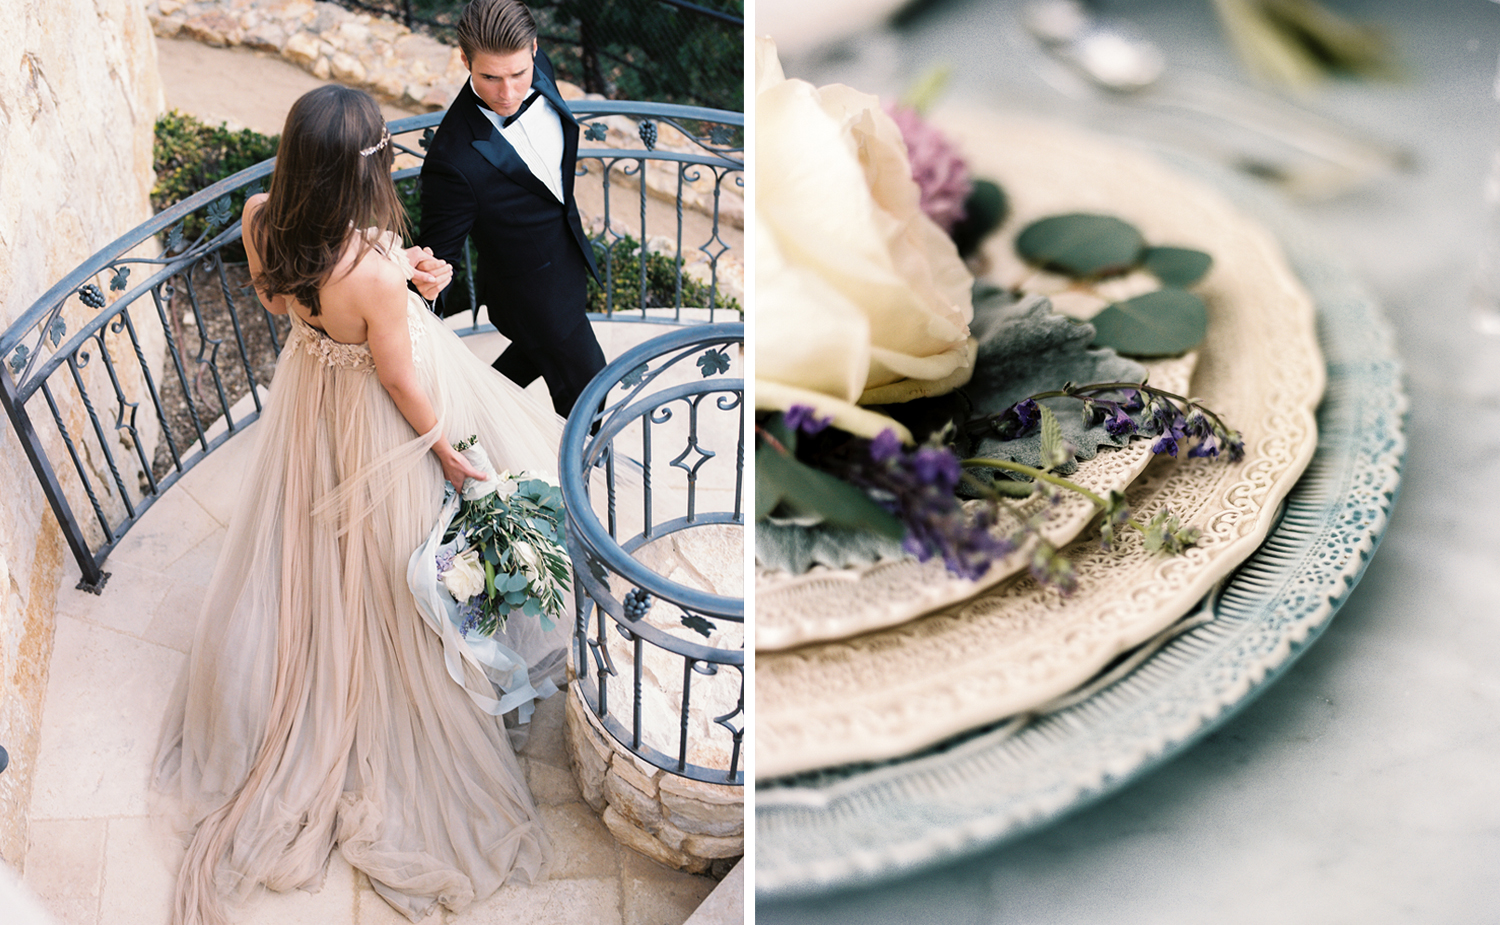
[418,0,604,417]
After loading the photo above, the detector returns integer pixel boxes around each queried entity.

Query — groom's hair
[456,0,537,59]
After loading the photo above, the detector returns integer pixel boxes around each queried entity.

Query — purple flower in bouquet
[885,102,974,234]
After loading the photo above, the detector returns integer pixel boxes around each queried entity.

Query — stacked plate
[755,115,1405,895]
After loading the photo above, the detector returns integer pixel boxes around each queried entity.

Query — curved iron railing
[558,323,743,785]
[1,101,742,592]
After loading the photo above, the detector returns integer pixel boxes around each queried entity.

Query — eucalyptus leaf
[951,179,1008,259]
[1090,289,1208,357]
[1016,213,1145,278]
[1143,246,1213,287]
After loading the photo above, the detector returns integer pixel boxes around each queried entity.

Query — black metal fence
[1,100,741,592]
[329,0,744,111]
[558,323,744,784]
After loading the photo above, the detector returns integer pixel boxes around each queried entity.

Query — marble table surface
[754,1,1500,922]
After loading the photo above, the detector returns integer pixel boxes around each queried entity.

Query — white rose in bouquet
[755,37,977,441]
[441,548,487,602]
[511,540,541,583]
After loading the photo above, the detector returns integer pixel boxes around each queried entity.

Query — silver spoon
[1022,0,1413,197]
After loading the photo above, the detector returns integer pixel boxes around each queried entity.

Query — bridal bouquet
[433,437,570,636]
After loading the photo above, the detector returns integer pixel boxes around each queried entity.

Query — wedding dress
[152,241,569,924]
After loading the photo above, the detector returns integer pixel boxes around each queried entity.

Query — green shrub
[589,235,741,315]
[152,110,280,254]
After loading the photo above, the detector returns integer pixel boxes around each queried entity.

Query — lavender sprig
[961,456,1200,554]
[835,430,1015,581]
[968,381,1245,462]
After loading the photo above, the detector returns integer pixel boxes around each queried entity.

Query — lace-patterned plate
[754,118,1405,896]
[757,114,1327,777]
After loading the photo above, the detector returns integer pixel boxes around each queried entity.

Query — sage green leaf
[1090,289,1208,357]
[1038,404,1070,471]
[951,179,1008,258]
[1143,246,1213,287]
[756,442,904,538]
[1016,213,1145,278]
[962,292,1145,479]
[755,518,906,573]
[990,478,1036,498]
[753,442,784,521]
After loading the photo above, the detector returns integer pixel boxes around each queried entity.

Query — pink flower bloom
[884,102,974,233]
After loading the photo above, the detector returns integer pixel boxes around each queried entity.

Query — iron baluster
[97,318,154,497]
[152,279,211,453]
[117,306,183,479]
[41,379,115,554]
[67,340,136,523]
[213,255,266,416]
[0,369,107,591]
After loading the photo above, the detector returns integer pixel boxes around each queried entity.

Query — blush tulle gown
[152,242,569,924]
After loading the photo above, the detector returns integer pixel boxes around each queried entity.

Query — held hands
[407,246,454,301]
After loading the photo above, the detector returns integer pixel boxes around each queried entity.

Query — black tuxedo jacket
[418,50,601,351]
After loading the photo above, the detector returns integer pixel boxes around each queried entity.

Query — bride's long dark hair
[249,85,408,316]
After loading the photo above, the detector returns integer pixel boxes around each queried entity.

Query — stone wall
[0,0,163,867]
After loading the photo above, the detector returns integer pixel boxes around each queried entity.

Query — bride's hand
[436,443,487,492]
[407,247,453,301]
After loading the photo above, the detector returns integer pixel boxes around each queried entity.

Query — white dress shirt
[472,77,566,204]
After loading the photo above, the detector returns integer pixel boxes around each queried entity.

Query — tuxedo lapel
[458,81,558,203]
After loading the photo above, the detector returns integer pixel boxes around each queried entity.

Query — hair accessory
[360,127,391,158]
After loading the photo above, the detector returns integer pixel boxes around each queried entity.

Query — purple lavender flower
[842,435,1012,581]
[885,102,975,233]
[991,398,1042,440]
[785,404,833,435]
[458,599,482,637]
[1188,432,1220,459]
[1103,402,1136,438]
[869,428,904,463]
[912,446,962,486]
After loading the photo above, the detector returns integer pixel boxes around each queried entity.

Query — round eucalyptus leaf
[1143,246,1213,287]
[1015,213,1145,278]
[1090,289,1208,357]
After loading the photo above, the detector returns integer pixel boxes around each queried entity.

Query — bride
[152,85,571,925]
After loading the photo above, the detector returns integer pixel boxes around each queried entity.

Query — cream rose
[441,548,487,602]
[755,36,976,441]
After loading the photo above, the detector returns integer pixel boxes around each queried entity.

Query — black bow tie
[502,91,541,128]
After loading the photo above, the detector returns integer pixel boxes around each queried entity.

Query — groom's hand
[407,246,453,301]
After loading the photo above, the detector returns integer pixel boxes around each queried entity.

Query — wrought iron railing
[1,101,742,592]
[558,323,744,785]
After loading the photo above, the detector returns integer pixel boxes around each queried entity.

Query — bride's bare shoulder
[325,240,406,314]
